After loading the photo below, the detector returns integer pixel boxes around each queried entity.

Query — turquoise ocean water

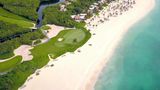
[95,0,160,90]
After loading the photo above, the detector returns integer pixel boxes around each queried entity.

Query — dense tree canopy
[43,0,98,27]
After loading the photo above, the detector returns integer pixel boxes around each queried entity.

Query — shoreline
[83,0,155,89]
[20,0,155,90]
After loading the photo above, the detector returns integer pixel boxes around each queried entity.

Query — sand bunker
[14,45,33,61]
[45,24,64,39]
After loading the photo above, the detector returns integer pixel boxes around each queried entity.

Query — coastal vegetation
[43,0,98,27]
[0,0,97,59]
[0,29,91,90]
[0,0,44,59]
[0,0,104,59]
[40,25,51,30]
[0,0,138,90]
[42,0,115,28]
[0,0,101,89]
[0,20,45,59]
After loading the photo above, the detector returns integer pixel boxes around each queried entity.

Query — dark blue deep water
[95,0,160,90]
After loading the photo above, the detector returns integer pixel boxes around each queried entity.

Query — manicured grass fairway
[0,16,33,28]
[0,8,31,22]
[0,8,34,28]
[0,29,91,90]
[0,56,22,72]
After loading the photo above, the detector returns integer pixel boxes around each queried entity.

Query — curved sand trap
[14,45,33,61]
[41,24,65,43]
[46,24,64,39]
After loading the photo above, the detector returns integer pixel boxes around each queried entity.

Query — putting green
[55,29,86,47]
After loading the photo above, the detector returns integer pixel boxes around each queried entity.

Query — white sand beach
[20,0,155,90]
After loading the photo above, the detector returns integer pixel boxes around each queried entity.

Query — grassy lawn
[0,16,34,28]
[0,29,91,90]
[0,8,31,22]
[0,8,34,28]
[0,56,22,72]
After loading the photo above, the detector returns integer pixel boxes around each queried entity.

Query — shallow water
[95,0,160,90]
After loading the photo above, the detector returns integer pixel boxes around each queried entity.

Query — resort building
[71,14,87,22]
